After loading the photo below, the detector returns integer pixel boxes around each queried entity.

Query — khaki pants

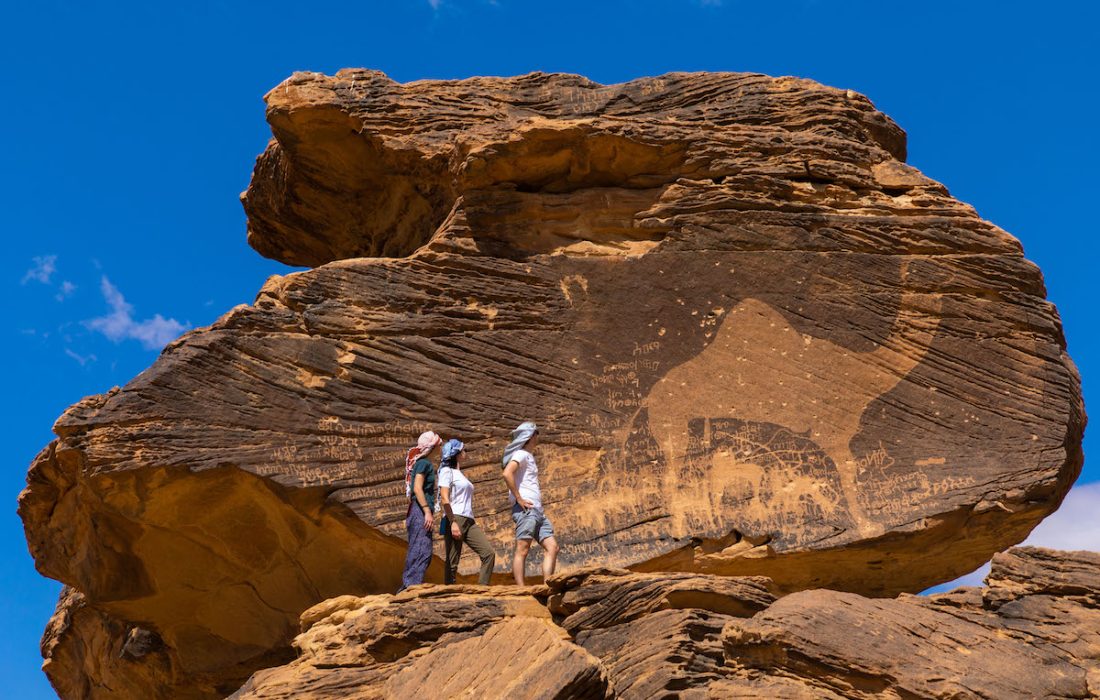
[444,514,496,585]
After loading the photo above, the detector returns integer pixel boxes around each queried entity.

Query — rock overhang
[21,68,1085,699]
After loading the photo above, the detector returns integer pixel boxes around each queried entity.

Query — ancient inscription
[579,405,855,551]
[685,417,851,525]
[584,340,662,427]
[856,449,977,518]
[855,444,895,475]
[266,417,436,488]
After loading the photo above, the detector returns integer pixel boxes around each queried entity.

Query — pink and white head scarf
[405,430,442,499]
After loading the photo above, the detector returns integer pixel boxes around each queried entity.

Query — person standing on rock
[438,438,497,585]
[399,430,443,592]
[502,421,559,585]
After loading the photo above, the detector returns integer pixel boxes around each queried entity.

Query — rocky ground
[230,547,1099,699]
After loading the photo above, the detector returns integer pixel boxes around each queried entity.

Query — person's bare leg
[513,538,532,585]
[540,536,559,580]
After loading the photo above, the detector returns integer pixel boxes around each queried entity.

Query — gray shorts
[512,504,554,542]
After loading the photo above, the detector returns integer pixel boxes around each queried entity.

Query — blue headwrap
[502,421,537,468]
[441,438,464,468]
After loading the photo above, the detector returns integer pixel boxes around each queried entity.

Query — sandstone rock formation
[40,587,195,700]
[232,547,1100,699]
[720,547,1100,698]
[20,70,1085,698]
[230,584,613,699]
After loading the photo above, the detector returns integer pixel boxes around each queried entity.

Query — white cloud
[428,0,441,7]
[55,280,77,301]
[85,276,189,350]
[22,255,57,284]
[1022,481,1100,551]
[64,348,97,366]
[928,482,1100,591]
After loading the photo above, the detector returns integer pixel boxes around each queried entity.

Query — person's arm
[503,460,533,509]
[413,471,434,531]
[439,470,462,540]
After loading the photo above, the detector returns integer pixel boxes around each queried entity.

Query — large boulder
[721,547,1100,698]
[20,70,1084,698]
[229,584,612,700]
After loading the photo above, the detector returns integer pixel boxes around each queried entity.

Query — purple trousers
[400,504,433,590]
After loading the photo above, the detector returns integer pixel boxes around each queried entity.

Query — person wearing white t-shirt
[438,438,496,585]
[502,421,559,585]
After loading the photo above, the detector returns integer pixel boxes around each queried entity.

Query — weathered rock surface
[230,584,611,700]
[545,567,777,633]
[723,547,1100,698]
[20,70,1085,697]
[41,586,204,700]
[21,440,424,698]
[232,548,1100,699]
[551,569,778,698]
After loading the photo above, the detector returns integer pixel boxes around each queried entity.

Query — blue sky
[3,1,1097,696]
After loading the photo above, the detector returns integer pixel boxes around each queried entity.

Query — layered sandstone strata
[20,70,1084,698]
[231,547,1100,699]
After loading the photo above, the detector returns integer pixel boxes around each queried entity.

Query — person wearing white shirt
[438,438,496,585]
[501,421,559,585]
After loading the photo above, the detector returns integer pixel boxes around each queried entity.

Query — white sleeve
[438,467,453,488]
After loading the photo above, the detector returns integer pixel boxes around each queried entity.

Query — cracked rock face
[231,548,1100,699]
[19,70,1085,698]
[41,587,188,700]
[721,547,1100,698]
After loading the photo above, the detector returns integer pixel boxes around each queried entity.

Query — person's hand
[450,522,463,541]
[423,508,434,531]
[517,497,534,510]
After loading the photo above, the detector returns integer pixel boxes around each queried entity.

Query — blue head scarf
[502,421,537,468]
[441,438,464,469]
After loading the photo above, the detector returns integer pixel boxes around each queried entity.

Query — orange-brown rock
[41,587,202,700]
[21,440,424,698]
[722,547,1100,698]
[545,567,776,633]
[20,70,1085,697]
[231,548,1099,699]
[550,569,778,698]
[230,585,611,700]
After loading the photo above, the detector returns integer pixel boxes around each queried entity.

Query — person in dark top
[399,430,442,591]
